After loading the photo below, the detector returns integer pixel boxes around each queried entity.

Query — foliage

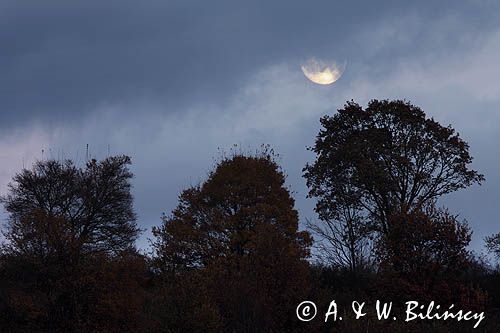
[304,99,484,271]
[0,156,145,332]
[375,207,486,307]
[1,156,140,256]
[304,99,483,233]
[151,152,312,332]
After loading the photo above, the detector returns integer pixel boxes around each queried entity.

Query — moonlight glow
[301,58,345,85]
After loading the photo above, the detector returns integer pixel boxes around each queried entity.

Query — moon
[301,58,345,85]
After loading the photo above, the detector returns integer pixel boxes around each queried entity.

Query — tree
[151,150,312,332]
[486,233,500,261]
[376,207,487,308]
[1,156,140,257]
[306,211,372,274]
[0,156,143,331]
[303,99,483,269]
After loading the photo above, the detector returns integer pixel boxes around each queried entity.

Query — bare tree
[307,207,373,272]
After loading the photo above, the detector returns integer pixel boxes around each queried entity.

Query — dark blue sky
[1,0,499,252]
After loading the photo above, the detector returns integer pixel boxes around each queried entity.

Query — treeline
[0,100,499,332]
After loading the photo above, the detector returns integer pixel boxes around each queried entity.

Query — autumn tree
[304,99,484,270]
[375,207,484,306]
[151,150,312,332]
[1,156,139,257]
[0,156,144,331]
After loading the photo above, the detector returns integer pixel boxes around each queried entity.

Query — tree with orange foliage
[151,150,312,332]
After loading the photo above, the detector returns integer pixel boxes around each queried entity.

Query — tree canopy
[0,156,146,331]
[151,152,312,332]
[1,156,140,257]
[304,99,484,235]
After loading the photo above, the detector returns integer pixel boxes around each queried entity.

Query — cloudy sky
[1,0,499,252]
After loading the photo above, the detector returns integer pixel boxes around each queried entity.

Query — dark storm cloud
[2,0,498,131]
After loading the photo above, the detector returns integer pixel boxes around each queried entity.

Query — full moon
[301,58,345,85]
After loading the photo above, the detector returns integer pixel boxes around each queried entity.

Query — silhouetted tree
[1,156,140,257]
[0,156,144,332]
[306,210,372,273]
[486,233,500,261]
[151,150,312,332]
[375,207,486,306]
[304,99,484,270]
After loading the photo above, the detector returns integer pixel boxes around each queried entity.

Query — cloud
[0,128,51,195]
[3,0,498,131]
